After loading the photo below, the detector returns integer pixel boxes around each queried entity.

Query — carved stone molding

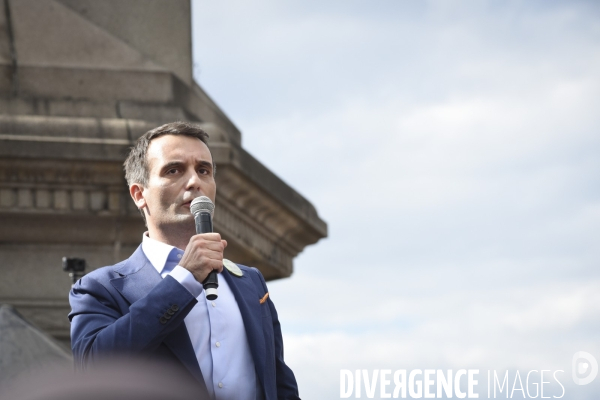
[214,196,295,278]
[0,128,326,278]
[0,158,136,218]
[0,156,318,279]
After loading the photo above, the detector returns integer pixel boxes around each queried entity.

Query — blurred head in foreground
[0,358,207,400]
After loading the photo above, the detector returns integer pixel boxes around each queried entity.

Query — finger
[180,247,223,267]
[222,240,228,248]
[200,249,225,261]
[198,260,224,276]
[193,232,222,242]
[187,238,225,252]
[198,240,226,252]
[204,258,224,270]
[188,258,222,277]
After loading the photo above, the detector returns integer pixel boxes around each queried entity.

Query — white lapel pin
[223,259,243,277]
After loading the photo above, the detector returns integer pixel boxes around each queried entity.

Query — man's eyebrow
[196,160,213,169]
[159,160,213,173]
[160,161,184,172]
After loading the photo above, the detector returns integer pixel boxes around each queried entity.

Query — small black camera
[62,257,86,273]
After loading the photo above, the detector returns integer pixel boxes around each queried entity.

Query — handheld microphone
[190,196,218,300]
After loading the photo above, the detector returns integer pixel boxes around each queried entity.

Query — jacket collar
[110,245,162,305]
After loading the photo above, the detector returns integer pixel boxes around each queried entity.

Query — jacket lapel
[109,246,207,392]
[223,268,267,391]
[110,245,161,305]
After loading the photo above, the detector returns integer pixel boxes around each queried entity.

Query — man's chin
[176,213,195,223]
[158,214,195,228]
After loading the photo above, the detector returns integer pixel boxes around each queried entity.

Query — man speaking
[68,122,300,400]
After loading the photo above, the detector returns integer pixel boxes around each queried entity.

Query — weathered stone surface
[0,305,71,383]
[56,0,193,86]
[10,0,164,71]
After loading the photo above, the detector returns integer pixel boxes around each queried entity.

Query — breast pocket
[260,301,272,319]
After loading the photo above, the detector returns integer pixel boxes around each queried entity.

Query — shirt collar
[141,232,184,275]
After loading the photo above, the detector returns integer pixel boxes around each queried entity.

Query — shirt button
[211,301,216,308]
[218,382,223,388]
[215,341,221,347]
[177,254,182,259]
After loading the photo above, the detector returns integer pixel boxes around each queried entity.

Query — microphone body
[195,211,213,235]
[191,196,218,300]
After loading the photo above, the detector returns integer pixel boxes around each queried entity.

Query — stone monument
[0,0,327,348]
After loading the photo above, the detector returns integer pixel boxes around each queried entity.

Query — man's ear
[129,183,146,210]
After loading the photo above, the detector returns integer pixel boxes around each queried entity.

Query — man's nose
[185,169,202,191]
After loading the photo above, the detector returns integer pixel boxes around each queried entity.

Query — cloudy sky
[192,1,600,398]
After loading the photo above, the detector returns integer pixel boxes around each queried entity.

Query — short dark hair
[123,121,212,187]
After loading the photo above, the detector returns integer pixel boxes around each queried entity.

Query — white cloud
[278,279,600,398]
[193,1,600,398]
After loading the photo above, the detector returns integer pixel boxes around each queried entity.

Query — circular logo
[572,351,598,385]
[223,259,243,277]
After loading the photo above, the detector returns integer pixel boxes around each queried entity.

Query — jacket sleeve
[254,268,301,400]
[68,273,197,368]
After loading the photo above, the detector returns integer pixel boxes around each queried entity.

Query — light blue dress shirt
[142,234,257,400]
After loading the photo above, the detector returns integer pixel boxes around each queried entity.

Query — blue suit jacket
[69,246,300,400]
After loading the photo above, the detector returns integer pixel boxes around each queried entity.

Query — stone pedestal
[0,0,326,347]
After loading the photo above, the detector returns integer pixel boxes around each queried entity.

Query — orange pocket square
[259,292,269,304]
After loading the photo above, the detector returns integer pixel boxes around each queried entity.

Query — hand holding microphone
[178,196,225,300]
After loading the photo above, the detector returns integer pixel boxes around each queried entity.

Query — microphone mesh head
[190,196,215,217]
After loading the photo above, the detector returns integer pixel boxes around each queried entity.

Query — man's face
[135,134,216,233]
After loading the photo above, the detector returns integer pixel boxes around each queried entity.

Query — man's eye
[198,168,209,175]
[167,168,179,174]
